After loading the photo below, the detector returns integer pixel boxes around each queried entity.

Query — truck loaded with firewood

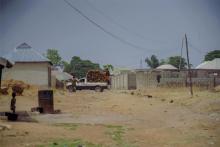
[66,70,110,92]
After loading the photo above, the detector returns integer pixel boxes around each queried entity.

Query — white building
[2,43,52,87]
[196,58,220,69]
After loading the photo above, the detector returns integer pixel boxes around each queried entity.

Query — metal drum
[38,90,54,113]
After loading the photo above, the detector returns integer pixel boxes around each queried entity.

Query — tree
[46,49,62,65]
[145,55,159,69]
[62,61,71,73]
[159,59,166,65]
[64,56,101,78]
[103,64,114,71]
[167,56,187,69]
[204,50,220,61]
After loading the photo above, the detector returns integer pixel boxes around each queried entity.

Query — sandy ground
[0,87,220,147]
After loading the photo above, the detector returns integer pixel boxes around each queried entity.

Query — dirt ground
[0,87,220,147]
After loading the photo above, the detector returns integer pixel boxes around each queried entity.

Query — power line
[84,0,171,46]
[63,0,154,51]
[85,0,153,42]
[187,38,206,54]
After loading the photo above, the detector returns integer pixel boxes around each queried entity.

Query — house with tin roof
[2,43,52,87]
[196,58,220,69]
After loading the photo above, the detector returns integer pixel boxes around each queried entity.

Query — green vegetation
[145,55,188,69]
[64,56,101,78]
[46,49,62,65]
[37,139,103,147]
[103,64,114,71]
[145,54,159,69]
[204,50,220,61]
[167,56,187,69]
[39,124,137,147]
[105,125,137,147]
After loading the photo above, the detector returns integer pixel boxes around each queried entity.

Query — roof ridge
[16,42,32,49]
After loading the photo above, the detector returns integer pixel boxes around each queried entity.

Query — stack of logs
[0,80,30,95]
[87,70,110,83]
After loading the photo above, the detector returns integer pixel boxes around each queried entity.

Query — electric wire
[63,0,156,51]
[84,0,168,45]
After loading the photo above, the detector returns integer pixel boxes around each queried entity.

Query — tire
[94,86,102,92]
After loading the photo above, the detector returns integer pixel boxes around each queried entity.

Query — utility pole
[179,38,184,71]
[0,65,2,88]
[185,34,193,96]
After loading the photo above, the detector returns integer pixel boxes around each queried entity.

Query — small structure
[51,70,73,88]
[156,64,178,70]
[111,72,136,90]
[2,43,52,87]
[111,68,136,90]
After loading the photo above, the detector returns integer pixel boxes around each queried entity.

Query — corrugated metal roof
[196,58,220,69]
[52,71,72,81]
[3,43,51,63]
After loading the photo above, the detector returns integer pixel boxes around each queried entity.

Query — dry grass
[0,87,220,147]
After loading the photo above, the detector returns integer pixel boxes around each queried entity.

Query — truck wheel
[95,86,102,92]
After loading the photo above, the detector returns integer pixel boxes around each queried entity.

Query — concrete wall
[128,73,136,90]
[136,71,158,89]
[2,62,51,86]
[112,69,220,90]
[111,72,136,90]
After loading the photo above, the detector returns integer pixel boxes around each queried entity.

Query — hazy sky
[1,0,220,68]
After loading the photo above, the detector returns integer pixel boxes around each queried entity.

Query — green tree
[64,56,101,78]
[167,56,187,69]
[204,50,220,61]
[46,49,62,65]
[62,61,71,73]
[145,55,159,69]
[103,64,114,71]
[159,59,167,65]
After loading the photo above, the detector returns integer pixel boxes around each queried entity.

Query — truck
[76,77,108,92]
[66,70,110,92]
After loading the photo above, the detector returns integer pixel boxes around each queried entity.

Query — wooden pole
[179,38,184,71]
[0,66,3,88]
[185,34,193,96]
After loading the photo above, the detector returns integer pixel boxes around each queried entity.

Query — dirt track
[0,88,220,147]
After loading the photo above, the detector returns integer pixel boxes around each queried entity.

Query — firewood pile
[87,70,109,82]
[12,85,24,95]
[0,87,9,95]
[2,79,30,95]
